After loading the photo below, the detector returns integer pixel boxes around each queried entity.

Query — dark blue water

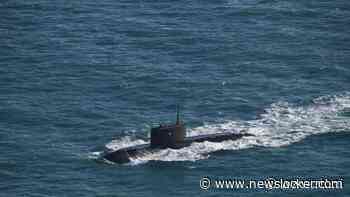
[1,0,350,196]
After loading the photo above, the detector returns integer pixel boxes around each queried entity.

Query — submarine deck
[107,132,251,152]
[103,132,253,163]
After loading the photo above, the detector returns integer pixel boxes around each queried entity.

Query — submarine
[102,107,253,164]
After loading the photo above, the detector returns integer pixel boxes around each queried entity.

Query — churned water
[1,0,349,196]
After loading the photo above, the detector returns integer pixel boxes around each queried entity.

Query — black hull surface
[103,132,253,164]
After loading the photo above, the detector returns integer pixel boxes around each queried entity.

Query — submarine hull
[103,132,253,164]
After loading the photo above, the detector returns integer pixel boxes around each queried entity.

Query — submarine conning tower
[150,106,186,148]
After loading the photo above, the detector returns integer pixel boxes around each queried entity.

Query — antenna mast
[176,105,180,125]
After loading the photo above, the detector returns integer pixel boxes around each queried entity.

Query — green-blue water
[1,0,349,196]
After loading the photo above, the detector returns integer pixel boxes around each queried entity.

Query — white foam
[87,151,102,160]
[102,93,350,165]
[105,136,148,151]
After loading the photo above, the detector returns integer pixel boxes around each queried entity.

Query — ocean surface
[1,0,350,196]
